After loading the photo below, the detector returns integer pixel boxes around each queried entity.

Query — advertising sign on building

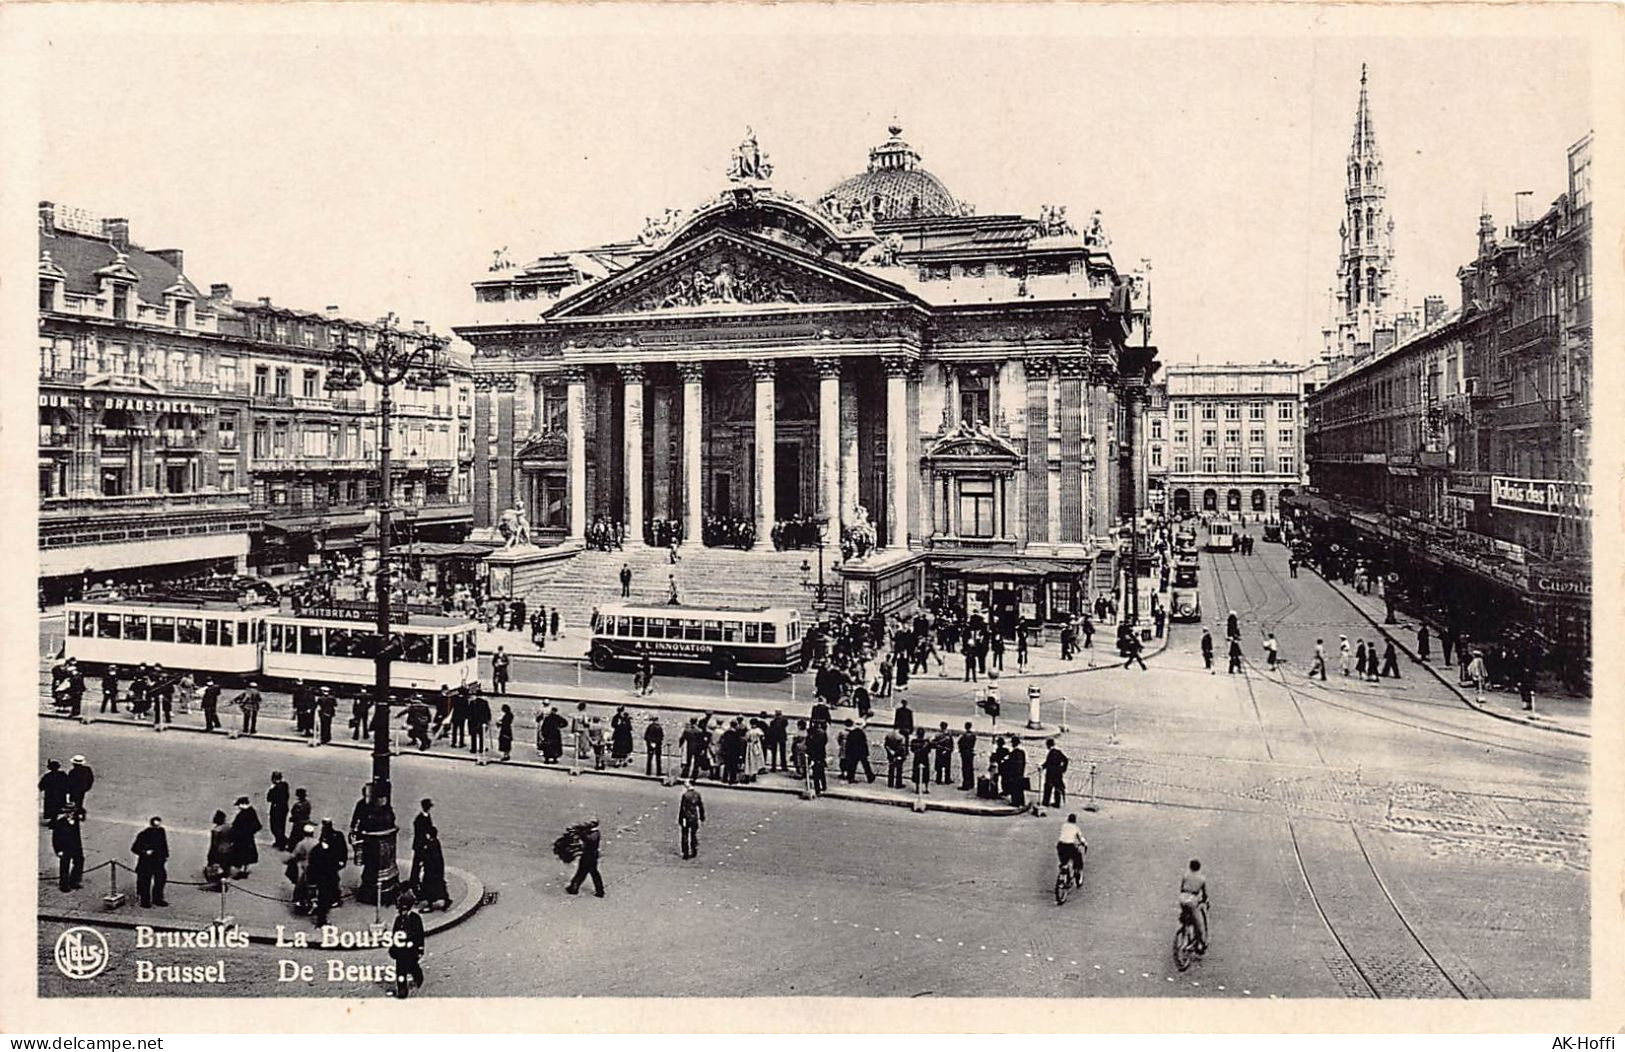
[1490,476,1591,519]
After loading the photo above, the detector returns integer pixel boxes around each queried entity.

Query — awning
[940,556,1096,578]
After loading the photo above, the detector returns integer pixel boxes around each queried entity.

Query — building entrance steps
[1309,566,1589,738]
[495,544,823,638]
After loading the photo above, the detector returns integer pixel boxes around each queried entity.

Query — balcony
[41,490,256,518]
[38,430,73,449]
[1565,298,1592,334]
[167,379,220,396]
[251,391,295,408]
[40,366,87,385]
[1500,313,1558,354]
[152,432,206,450]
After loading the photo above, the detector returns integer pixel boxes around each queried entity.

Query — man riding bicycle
[1057,814,1088,885]
[1180,859,1209,953]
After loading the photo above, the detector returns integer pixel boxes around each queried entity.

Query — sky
[19,5,1596,367]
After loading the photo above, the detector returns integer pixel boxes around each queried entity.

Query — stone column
[471,376,493,527]
[678,361,704,545]
[1024,357,1052,546]
[495,373,517,517]
[815,357,841,530]
[564,367,587,541]
[1091,369,1113,538]
[620,363,645,543]
[532,374,545,431]
[1057,357,1085,543]
[997,473,1008,537]
[750,359,777,550]
[945,366,960,429]
[651,382,672,521]
[883,356,912,550]
[839,368,861,530]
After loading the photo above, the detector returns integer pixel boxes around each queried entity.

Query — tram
[1170,562,1202,622]
[1205,516,1236,553]
[61,595,480,692]
[588,603,806,680]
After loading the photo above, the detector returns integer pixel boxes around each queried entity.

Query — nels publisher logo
[53,926,110,980]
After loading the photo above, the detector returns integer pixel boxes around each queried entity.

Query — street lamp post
[326,314,450,906]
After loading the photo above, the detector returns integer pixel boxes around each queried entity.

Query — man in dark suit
[678,782,705,859]
[1041,739,1070,808]
[565,819,605,897]
[411,798,437,892]
[267,771,291,851]
[52,806,85,892]
[806,722,829,795]
[894,698,915,737]
[844,722,875,783]
[1002,739,1029,809]
[767,711,789,771]
[957,724,978,791]
[130,816,170,908]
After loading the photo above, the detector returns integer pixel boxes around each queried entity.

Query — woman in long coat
[1354,640,1368,681]
[415,830,451,911]
[610,707,634,767]
[229,796,262,878]
[496,704,515,761]
[206,809,233,886]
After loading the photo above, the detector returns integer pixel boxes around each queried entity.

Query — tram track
[1204,540,1474,998]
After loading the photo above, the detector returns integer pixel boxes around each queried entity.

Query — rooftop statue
[728,127,774,183]
[1084,209,1111,249]
[858,233,904,267]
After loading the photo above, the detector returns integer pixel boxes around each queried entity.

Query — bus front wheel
[590,644,613,672]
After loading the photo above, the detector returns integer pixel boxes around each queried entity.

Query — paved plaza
[37,540,1587,998]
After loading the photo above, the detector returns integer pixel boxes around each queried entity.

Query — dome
[818,125,960,223]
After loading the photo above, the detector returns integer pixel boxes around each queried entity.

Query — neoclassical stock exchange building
[456,127,1157,626]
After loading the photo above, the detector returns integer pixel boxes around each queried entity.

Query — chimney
[1424,294,1446,328]
[258,296,273,307]
[412,320,429,335]
[102,217,130,251]
[151,248,183,272]
[38,201,55,235]
[325,305,341,315]
[210,283,233,301]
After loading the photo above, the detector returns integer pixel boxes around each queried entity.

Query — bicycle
[1054,850,1085,905]
[1172,901,1209,971]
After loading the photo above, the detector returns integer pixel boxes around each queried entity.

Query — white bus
[588,603,806,680]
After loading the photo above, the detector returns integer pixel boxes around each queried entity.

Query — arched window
[1251,489,1267,512]
[1351,165,1360,187]
[1366,210,1375,242]
[1173,488,1191,513]
[1202,489,1218,512]
[1226,489,1242,512]
[1349,277,1359,306]
[1365,162,1375,184]
[1367,267,1378,301]
[1351,213,1361,246]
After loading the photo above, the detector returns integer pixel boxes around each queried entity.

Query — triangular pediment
[926,421,1022,462]
[545,229,914,320]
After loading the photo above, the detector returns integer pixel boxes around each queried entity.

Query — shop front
[928,556,1095,635]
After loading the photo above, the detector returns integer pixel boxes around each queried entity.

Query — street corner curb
[38,867,488,947]
[1310,567,1587,739]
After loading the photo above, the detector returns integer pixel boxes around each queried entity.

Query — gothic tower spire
[1323,63,1401,360]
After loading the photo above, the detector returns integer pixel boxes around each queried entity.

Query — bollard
[723,670,730,700]
[1083,762,1100,813]
[1026,685,1043,731]
[790,673,796,703]
[662,740,678,787]
[1058,696,1070,735]
[103,861,127,910]
[576,661,582,687]
[1107,707,1120,746]
[911,774,927,813]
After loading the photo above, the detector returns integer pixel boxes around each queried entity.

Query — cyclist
[1056,813,1088,886]
[1179,859,1209,954]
